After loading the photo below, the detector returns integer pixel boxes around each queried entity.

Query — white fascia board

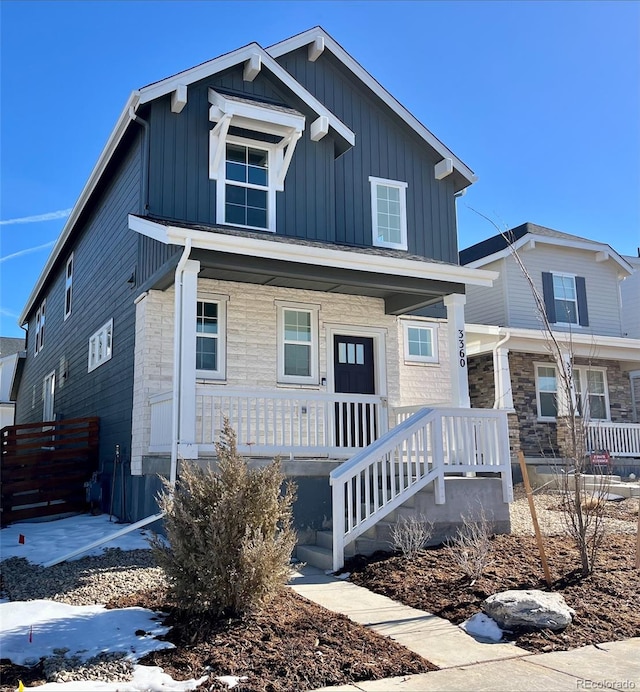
[19,91,141,326]
[267,28,476,187]
[465,233,634,276]
[208,89,306,133]
[465,323,640,362]
[139,43,354,147]
[128,215,497,288]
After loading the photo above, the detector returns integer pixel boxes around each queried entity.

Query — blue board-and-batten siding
[276,48,459,263]
[14,131,143,510]
[144,57,457,263]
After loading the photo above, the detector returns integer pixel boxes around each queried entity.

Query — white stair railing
[330,407,512,571]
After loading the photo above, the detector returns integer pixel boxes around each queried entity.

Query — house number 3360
[458,329,466,368]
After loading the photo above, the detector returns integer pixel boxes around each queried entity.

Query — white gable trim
[128,215,498,288]
[138,43,354,147]
[267,27,476,188]
[463,233,634,276]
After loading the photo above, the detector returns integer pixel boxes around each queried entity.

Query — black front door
[334,335,376,446]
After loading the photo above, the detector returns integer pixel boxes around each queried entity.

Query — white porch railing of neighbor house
[585,421,640,458]
[329,407,513,571]
[149,387,388,456]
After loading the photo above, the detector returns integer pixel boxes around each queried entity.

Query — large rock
[483,590,575,631]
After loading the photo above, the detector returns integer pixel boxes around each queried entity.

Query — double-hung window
[535,363,609,421]
[196,298,226,380]
[403,320,438,363]
[277,303,319,384]
[35,299,46,355]
[542,272,589,327]
[64,254,73,320]
[369,177,408,250]
[224,142,270,230]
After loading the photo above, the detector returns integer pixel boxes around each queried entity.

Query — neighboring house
[0,337,25,428]
[13,28,513,568]
[621,254,640,421]
[461,222,640,463]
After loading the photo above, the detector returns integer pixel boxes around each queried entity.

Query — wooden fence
[1,417,99,525]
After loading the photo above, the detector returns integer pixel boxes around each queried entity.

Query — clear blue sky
[1,0,639,338]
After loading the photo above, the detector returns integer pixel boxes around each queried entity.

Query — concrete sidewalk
[289,566,640,691]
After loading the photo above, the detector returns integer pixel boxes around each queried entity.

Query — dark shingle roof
[0,337,25,357]
[459,222,609,265]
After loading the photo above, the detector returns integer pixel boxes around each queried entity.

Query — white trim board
[267,27,476,187]
[128,215,498,288]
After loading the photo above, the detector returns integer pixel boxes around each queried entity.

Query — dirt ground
[2,492,638,691]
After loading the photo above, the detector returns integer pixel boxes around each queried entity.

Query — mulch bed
[0,588,434,692]
[347,532,640,653]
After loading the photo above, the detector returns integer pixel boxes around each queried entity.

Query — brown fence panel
[1,417,99,525]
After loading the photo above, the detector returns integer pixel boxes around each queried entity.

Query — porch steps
[531,469,640,498]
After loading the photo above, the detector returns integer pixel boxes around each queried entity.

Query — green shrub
[151,419,297,616]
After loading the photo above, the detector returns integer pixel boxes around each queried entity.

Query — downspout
[493,328,511,409]
[171,239,192,486]
[128,107,150,215]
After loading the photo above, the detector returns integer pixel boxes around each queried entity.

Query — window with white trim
[196,298,227,379]
[277,303,319,384]
[369,177,408,250]
[535,363,609,421]
[222,141,272,230]
[43,370,55,421]
[64,254,73,320]
[35,299,46,355]
[88,319,113,372]
[535,365,558,420]
[403,321,438,363]
[552,273,578,325]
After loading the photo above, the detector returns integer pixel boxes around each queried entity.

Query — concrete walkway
[289,566,640,691]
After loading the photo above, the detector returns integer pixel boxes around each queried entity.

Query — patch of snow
[460,612,503,642]
[216,675,249,688]
[0,600,173,666]
[335,572,351,580]
[22,665,208,691]
[1,514,154,565]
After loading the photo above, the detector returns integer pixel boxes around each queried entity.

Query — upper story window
[196,297,227,380]
[276,302,319,385]
[88,319,113,372]
[64,254,74,320]
[35,299,46,355]
[369,177,408,251]
[403,320,438,363]
[224,142,271,230]
[542,272,589,327]
[208,89,305,234]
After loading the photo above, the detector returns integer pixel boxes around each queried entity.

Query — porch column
[493,346,514,409]
[177,259,200,457]
[444,293,470,408]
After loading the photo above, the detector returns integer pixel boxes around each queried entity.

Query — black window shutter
[576,276,589,326]
[541,272,556,323]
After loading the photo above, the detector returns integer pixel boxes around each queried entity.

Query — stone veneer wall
[131,280,454,472]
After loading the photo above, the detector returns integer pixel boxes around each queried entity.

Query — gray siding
[464,257,507,326]
[15,132,143,505]
[276,49,458,262]
[502,247,625,336]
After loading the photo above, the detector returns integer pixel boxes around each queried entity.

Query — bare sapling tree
[472,211,608,575]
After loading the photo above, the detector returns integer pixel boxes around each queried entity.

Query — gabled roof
[19,35,355,326]
[267,27,476,189]
[0,337,25,358]
[459,222,634,276]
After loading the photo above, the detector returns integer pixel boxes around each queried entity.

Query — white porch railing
[149,387,388,456]
[586,421,640,458]
[329,407,512,571]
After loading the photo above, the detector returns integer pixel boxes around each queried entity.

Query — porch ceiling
[193,248,461,314]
